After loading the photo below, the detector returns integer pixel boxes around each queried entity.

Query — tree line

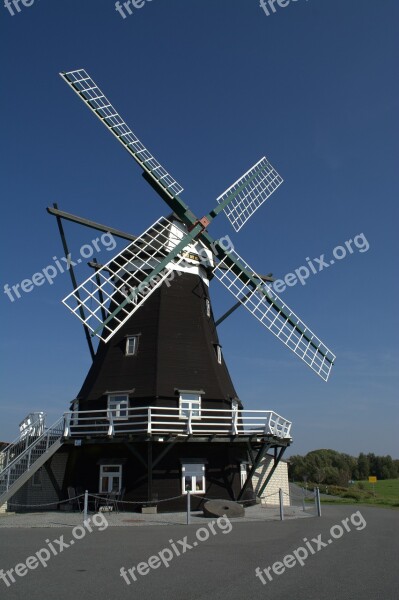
[288,449,399,486]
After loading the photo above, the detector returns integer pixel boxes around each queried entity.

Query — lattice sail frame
[62,218,190,343]
[213,250,336,381]
[216,157,283,232]
[60,69,183,197]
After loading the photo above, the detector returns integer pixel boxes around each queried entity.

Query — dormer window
[214,344,222,364]
[125,335,138,356]
[108,394,129,420]
[179,392,202,420]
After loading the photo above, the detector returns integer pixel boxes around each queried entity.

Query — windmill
[0,68,336,513]
[59,68,336,382]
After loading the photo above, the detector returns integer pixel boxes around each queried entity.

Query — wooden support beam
[237,442,272,501]
[43,456,63,500]
[52,203,95,361]
[123,442,147,469]
[47,206,137,241]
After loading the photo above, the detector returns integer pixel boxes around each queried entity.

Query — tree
[357,453,370,480]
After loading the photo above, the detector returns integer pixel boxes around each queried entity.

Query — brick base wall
[253,456,290,506]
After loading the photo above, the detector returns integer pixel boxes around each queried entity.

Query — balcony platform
[63,407,292,441]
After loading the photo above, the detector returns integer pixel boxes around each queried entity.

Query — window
[179,393,201,420]
[32,468,43,487]
[99,464,122,493]
[181,463,206,494]
[205,299,211,318]
[215,344,222,364]
[108,394,129,420]
[125,336,138,356]
[232,399,239,412]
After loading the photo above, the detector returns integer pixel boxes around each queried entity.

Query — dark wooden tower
[77,251,240,413]
[61,217,257,511]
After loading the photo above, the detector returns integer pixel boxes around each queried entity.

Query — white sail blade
[213,250,335,381]
[60,69,184,197]
[217,157,283,232]
[62,218,189,343]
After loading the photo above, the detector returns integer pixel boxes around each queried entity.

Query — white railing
[0,413,47,471]
[63,407,292,440]
[0,416,65,501]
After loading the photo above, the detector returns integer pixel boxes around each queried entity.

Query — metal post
[316,487,321,517]
[83,490,88,521]
[279,488,284,521]
[147,441,153,503]
[302,491,306,512]
[186,491,191,525]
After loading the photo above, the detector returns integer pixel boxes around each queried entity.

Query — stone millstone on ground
[203,499,245,518]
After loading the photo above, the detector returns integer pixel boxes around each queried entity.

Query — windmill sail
[216,157,283,232]
[62,218,190,343]
[60,69,184,198]
[213,249,335,381]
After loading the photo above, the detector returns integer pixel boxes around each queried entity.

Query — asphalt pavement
[0,505,398,600]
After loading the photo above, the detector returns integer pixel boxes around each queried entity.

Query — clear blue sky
[1,0,398,457]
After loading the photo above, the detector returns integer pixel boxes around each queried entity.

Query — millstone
[203,499,245,518]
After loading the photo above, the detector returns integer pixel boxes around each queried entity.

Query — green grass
[297,479,399,509]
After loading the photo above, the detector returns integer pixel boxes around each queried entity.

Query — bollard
[84,490,88,521]
[279,488,284,521]
[186,491,191,525]
[315,487,321,517]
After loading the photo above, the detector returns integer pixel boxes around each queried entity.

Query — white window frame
[181,464,206,495]
[215,344,222,364]
[107,394,129,421]
[99,464,122,494]
[232,399,239,412]
[179,393,201,420]
[205,299,211,318]
[125,335,138,356]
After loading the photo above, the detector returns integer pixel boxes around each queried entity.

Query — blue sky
[1,0,398,457]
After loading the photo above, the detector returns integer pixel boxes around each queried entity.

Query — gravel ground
[0,502,314,528]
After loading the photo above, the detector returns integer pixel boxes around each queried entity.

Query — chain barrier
[6,494,83,508]
[5,493,186,509]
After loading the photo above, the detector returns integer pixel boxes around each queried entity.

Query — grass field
[299,479,399,509]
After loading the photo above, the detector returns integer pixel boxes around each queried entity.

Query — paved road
[0,505,398,599]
